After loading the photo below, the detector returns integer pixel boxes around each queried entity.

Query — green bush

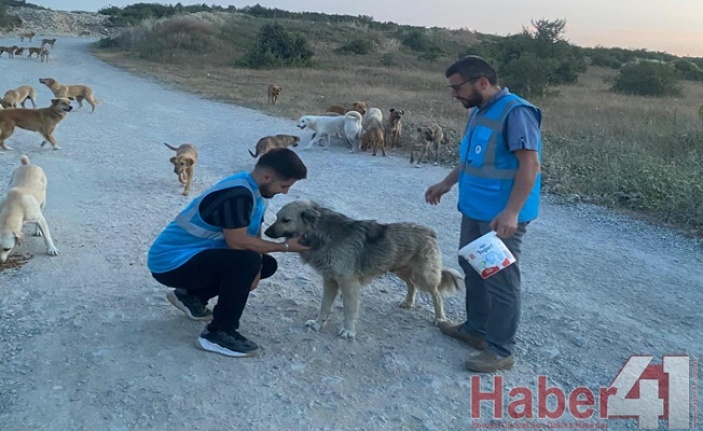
[336,38,374,55]
[0,6,21,29]
[612,62,683,97]
[241,23,314,69]
[380,53,394,66]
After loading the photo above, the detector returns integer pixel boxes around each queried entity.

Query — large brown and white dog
[164,143,198,196]
[38,78,100,112]
[249,134,299,158]
[0,97,74,151]
[264,200,463,339]
[0,155,60,264]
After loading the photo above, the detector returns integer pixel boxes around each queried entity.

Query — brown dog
[164,143,198,196]
[1,85,38,109]
[361,126,386,156]
[411,124,444,167]
[326,101,369,115]
[267,84,281,105]
[385,108,404,149]
[27,47,43,59]
[0,97,74,151]
[19,31,35,42]
[13,47,24,56]
[249,134,299,158]
[0,45,18,58]
[38,78,100,112]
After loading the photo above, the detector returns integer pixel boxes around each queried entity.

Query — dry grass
[92,14,703,238]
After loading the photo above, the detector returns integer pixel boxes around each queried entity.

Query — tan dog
[267,84,281,105]
[326,102,369,115]
[40,38,56,49]
[249,134,299,158]
[19,31,35,42]
[385,108,404,149]
[1,85,38,109]
[38,78,100,112]
[40,47,50,63]
[0,45,19,58]
[411,124,444,167]
[361,125,385,156]
[0,155,60,264]
[0,97,74,151]
[164,143,198,196]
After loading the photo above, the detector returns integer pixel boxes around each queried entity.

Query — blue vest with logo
[147,172,267,273]
[458,92,542,223]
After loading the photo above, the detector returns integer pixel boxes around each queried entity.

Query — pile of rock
[2,7,122,38]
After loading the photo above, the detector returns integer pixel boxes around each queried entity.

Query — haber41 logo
[471,355,697,429]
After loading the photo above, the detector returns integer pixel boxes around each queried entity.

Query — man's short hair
[255,148,307,180]
[445,55,498,85]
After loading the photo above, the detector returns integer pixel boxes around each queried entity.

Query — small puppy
[1,85,38,109]
[38,78,100,112]
[0,155,60,264]
[361,126,386,156]
[164,143,198,196]
[268,84,281,105]
[249,134,299,158]
[13,47,24,56]
[411,124,444,167]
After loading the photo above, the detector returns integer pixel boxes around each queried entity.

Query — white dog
[298,111,364,151]
[0,155,59,263]
[361,107,384,134]
[343,110,363,153]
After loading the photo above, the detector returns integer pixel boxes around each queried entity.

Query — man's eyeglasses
[448,77,480,93]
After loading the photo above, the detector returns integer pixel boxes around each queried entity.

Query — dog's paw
[338,328,356,339]
[432,317,447,326]
[305,319,322,331]
[399,299,414,308]
[46,246,59,256]
[414,164,422,169]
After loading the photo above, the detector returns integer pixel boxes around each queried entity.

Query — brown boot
[437,321,487,351]
[465,350,515,373]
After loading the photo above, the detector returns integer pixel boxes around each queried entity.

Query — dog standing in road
[164,142,198,196]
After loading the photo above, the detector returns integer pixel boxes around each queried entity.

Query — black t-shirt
[198,186,260,229]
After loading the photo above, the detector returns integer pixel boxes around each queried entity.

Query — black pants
[152,249,277,333]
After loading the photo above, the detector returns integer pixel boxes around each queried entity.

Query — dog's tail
[20,155,30,165]
[163,142,179,152]
[438,267,464,293]
[248,149,258,158]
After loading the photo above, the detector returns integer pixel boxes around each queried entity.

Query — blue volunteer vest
[147,172,267,273]
[458,92,542,223]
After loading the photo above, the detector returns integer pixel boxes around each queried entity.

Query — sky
[30,0,703,58]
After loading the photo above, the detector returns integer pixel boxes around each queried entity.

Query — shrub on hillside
[241,23,314,68]
[612,62,682,97]
[0,6,21,29]
[335,38,374,55]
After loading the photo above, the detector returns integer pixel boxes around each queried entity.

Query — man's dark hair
[255,148,307,180]
[445,55,498,85]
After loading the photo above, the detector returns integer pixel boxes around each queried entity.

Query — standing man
[148,148,310,358]
[425,55,542,372]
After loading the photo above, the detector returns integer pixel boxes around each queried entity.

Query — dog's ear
[185,159,194,166]
[301,207,320,226]
[169,156,177,164]
[67,96,75,101]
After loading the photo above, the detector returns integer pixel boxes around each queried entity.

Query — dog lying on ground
[249,134,299,158]
[298,111,362,150]
[411,124,444,167]
[267,84,281,105]
[164,143,198,196]
[13,47,23,56]
[0,97,74,151]
[327,101,369,116]
[0,155,60,264]
[264,200,463,339]
[385,108,404,149]
[0,45,18,58]
[38,78,100,112]
[1,85,38,109]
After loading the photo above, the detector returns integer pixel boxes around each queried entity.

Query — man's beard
[458,93,483,109]
[260,185,275,198]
